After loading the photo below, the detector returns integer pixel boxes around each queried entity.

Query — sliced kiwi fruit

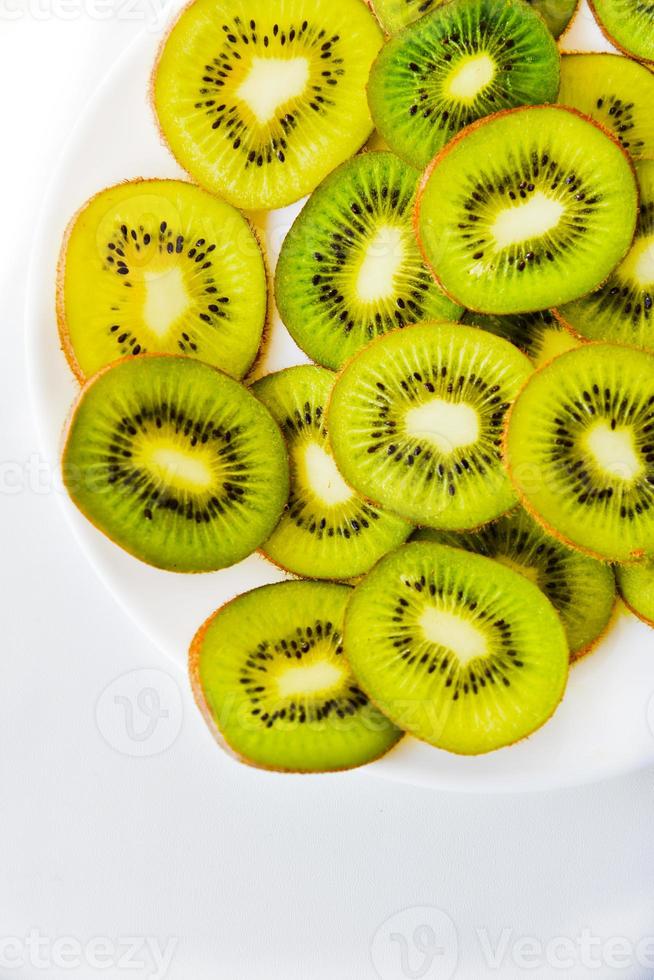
[344,541,569,754]
[152,0,382,210]
[253,366,411,579]
[416,106,639,314]
[555,160,654,351]
[62,355,289,572]
[505,344,654,563]
[371,0,578,38]
[370,0,439,33]
[328,321,533,529]
[57,180,267,383]
[275,152,461,370]
[558,54,654,161]
[462,310,580,368]
[588,0,654,66]
[367,0,560,171]
[616,561,654,627]
[190,580,402,771]
[414,509,616,659]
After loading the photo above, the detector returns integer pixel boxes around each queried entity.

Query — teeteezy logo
[371,906,459,980]
[96,668,183,757]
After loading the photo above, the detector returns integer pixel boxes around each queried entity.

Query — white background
[2,4,654,979]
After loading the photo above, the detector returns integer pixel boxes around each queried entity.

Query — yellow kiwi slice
[58,180,267,381]
[152,0,383,209]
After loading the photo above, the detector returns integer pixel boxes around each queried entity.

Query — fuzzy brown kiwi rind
[56,177,271,384]
[414,105,640,316]
[501,342,652,564]
[188,584,405,773]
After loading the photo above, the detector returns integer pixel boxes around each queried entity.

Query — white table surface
[2,8,654,979]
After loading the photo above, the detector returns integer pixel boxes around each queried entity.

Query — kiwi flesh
[153,0,383,210]
[371,0,578,38]
[414,509,616,659]
[275,152,462,370]
[616,560,654,627]
[588,0,654,66]
[328,321,533,529]
[367,0,560,171]
[462,310,579,368]
[344,541,569,754]
[190,580,402,771]
[558,54,654,161]
[62,355,289,572]
[253,366,411,579]
[555,160,654,351]
[416,106,639,314]
[505,344,654,563]
[57,180,267,382]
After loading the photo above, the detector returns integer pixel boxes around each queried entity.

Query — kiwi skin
[414,105,639,316]
[56,178,271,384]
[188,587,404,773]
[501,342,651,565]
[61,352,290,574]
[585,0,654,66]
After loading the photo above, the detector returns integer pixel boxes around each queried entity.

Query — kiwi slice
[58,180,267,382]
[588,0,654,65]
[275,152,461,370]
[414,509,616,659]
[505,344,654,563]
[371,0,578,38]
[558,54,654,161]
[328,321,533,529]
[371,0,439,34]
[152,0,382,210]
[555,160,654,351]
[462,310,580,368]
[62,356,289,572]
[367,0,560,171]
[344,541,569,754]
[190,580,402,771]
[616,561,654,627]
[416,106,639,314]
[253,366,411,579]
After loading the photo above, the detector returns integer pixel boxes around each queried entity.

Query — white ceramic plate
[27,0,654,791]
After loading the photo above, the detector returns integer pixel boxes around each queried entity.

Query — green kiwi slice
[275,152,461,370]
[328,321,533,529]
[462,310,580,368]
[558,54,654,161]
[344,541,569,754]
[371,0,578,38]
[152,0,382,210]
[588,0,654,65]
[57,180,267,382]
[62,356,289,572]
[616,561,654,627]
[416,106,639,314]
[414,509,616,659]
[505,344,654,563]
[253,366,411,579]
[367,0,560,171]
[190,580,402,771]
[555,160,654,351]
